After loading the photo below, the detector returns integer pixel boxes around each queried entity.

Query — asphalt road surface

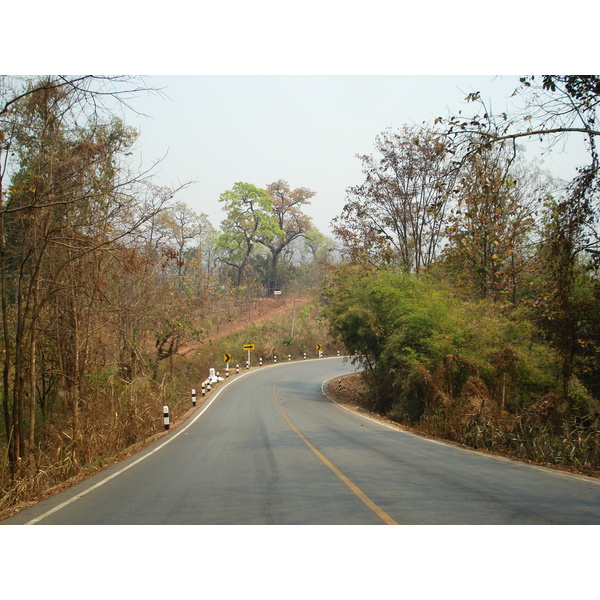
[3,357,600,525]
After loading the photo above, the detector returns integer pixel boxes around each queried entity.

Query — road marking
[23,371,252,525]
[321,377,600,486]
[19,359,356,524]
[273,386,398,525]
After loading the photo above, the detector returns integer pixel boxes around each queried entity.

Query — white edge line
[320,376,600,486]
[25,370,252,525]
[24,357,347,524]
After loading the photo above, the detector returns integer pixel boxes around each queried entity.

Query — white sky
[7,2,596,238]
[124,74,590,235]
[4,5,596,581]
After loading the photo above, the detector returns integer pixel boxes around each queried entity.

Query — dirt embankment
[326,373,367,408]
[211,296,313,341]
[179,295,314,356]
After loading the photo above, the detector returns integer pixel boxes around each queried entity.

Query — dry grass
[327,372,600,479]
[0,365,246,521]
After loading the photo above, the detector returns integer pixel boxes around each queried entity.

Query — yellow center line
[273,386,398,525]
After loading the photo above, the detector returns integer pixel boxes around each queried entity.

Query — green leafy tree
[216,182,281,288]
[323,264,559,422]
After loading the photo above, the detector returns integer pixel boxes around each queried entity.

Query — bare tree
[332,126,457,271]
[0,76,170,476]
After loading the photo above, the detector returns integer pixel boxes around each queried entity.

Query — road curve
[3,357,600,524]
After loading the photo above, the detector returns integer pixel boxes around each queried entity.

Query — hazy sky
[126,75,590,236]
[5,2,596,586]
[9,3,594,238]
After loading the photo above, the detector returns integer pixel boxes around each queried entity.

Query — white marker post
[163,406,170,430]
[192,389,196,407]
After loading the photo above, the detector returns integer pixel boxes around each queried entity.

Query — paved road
[3,357,600,524]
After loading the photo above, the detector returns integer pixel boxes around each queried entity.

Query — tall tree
[261,180,314,292]
[443,145,545,302]
[332,126,457,271]
[439,74,600,404]
[216,182,280,288]
[0,76,169,475]
[153,201,213,291]
[438,75,600,268]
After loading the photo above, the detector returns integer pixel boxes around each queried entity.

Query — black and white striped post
[163,406,170,430]
[226,363,229,378]
[260,357,263,366]
[288,355,291,361]
[236,364,239,374]
[338,379,342,393]
[274,355,277,364]
[202,382,206,397]
[303,352,306,360]
[207,379,212,392]
[192,388,196,407]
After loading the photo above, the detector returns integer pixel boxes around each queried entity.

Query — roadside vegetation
[323,266,600,476]
[1,75,599,515]
[325,76,600,476]
[0,76,335,514]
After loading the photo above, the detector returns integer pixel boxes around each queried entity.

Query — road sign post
[243,344,254,368]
